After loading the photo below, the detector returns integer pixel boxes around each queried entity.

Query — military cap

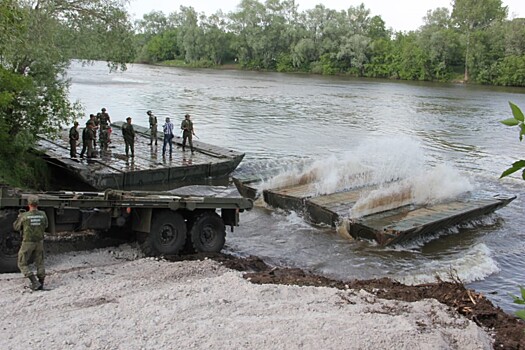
[126,116,132,120]
[102,108,106,112]
[27,195,39,206]
[147,110,152,115]
[74,121,79,125]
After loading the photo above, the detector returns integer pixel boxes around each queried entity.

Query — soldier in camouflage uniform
[180,114,195,153]
[14,195,48,291]
[122,117,135,157]
[80,120,96,158]
[69,121,79,158]
[147,110,157,146]
[98,107,112,144]
[98,108,111,128]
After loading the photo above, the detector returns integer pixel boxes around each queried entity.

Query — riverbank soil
[168,253,525,350]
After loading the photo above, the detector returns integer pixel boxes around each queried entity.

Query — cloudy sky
[127,0,525,32]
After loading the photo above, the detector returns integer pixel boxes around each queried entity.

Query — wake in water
[258,137,474,219]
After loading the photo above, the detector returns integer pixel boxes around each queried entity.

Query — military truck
[0,186,253,273]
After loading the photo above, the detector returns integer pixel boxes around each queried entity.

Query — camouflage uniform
[181,115,194,153]
[14,196,48,290]
[69,122,79,158]
[148,111,157,146]
[99,126,110,151]
[85,122,96,158]
[122,118,135,157]
[98,109,111,144]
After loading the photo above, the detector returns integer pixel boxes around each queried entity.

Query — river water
[68,61,525,312]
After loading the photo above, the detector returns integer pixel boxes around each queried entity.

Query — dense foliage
[134,0,525,86]
[0,0,135,188]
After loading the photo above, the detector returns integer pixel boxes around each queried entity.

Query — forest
[133,0,525,86]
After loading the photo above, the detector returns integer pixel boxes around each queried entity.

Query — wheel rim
[159,224,178,246]
[200,224,216,247]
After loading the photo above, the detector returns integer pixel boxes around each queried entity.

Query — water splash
[256,136,474,219]
[396,244,500,285]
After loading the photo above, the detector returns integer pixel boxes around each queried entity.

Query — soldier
[79,120,91,158]
[69,121,79,158]
[14,195,48,291]
[89,114,99,150]
[98,107,111,128]
[122,117,135,157]
[181,113,195,153]
[147,110,157,146]
[98,107,111,143]
[85,120,96,158]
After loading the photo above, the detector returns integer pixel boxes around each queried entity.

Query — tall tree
[451,0,507,82]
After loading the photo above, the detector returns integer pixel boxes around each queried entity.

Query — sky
[127,0,525,32]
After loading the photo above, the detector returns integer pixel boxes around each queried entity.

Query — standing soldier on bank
[122,117,135,157]
[147,110,157,146]
[69,121,79,158]
[14,195,48,291]
[181,114,195,153]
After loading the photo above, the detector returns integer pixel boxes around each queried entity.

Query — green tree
[419,8,461,80]
[451,0,507,82]
[0,0,135,187]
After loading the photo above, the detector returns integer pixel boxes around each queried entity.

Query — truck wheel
[141,210,186,256]
[0,210,21,273]
[189,211,226,253]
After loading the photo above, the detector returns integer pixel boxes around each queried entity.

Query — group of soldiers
[68,107,111,159]
[68,108,195,159]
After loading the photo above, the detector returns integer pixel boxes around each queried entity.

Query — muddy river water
[68,61,525,312]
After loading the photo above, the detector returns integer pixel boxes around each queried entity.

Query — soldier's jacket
[122,123,135,141]
[13,209,48,242]
[86,127,96,141]
[69,127,79,141]
[149,115,157,128]
[98,112,111,127]
[181,119,193,133]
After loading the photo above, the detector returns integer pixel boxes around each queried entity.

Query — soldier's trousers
[182,131,193,151]
[125,139,134,157]
[150,126,157,144]
[70,139,77,157]
[18,241,45,279]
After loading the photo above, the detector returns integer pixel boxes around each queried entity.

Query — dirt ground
[167,253,525,350]
[2,237,524,349]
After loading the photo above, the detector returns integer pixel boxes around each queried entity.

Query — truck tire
[141,210,186,256]
[0,210,21,273]
[189,211,226,253]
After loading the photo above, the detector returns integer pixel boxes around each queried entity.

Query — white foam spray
[396,244,500,285]
[258,136,474,220]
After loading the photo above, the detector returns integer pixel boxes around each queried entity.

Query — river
[68,61,525,312]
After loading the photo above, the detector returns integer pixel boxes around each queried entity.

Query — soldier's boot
[38,277,45,290]
[28,275,42,291]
